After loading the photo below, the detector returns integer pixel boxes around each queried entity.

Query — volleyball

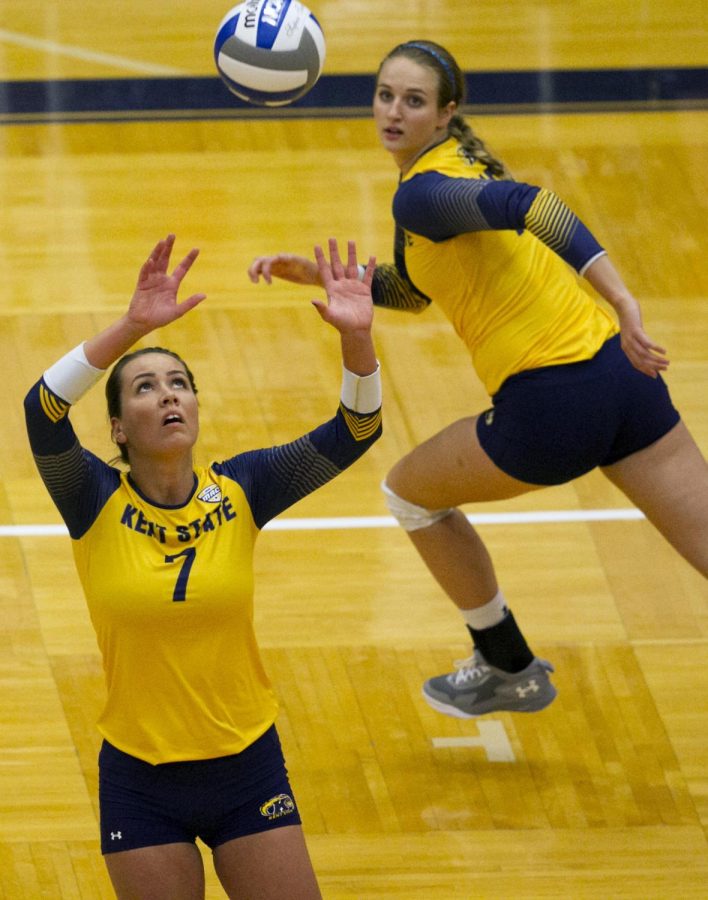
[214,0,325,107]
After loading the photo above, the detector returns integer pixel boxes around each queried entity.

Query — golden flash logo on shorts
[260,793,295,820]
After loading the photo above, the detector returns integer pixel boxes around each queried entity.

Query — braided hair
[378,40,509,178]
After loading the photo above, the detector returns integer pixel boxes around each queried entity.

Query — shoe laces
[448,653,490,686]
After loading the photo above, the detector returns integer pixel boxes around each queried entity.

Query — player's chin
[161,426,198,449]
[380,132,401,150]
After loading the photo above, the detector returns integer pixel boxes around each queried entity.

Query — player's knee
[381,480,453,532]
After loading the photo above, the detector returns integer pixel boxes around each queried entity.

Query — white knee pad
[381,481,454,532]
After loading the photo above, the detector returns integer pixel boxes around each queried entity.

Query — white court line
[432,722,516,762]
[0,28,185,75]
[265,508,645,530]
[0,508,644,537]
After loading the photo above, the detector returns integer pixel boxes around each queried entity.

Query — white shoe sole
[422,685,557,718]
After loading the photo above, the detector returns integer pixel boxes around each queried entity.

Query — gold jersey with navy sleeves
[25,377,382,765]
[371,137,618,396]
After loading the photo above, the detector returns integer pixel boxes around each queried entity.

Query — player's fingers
[172,248,200,282]
[155,234,176,271]
[346,240,358,278]
[634,329,667,358]
[362,255,376,286]
[261,259,275,284]
[634,348,667,377]
[639,340,669,369]
[310,299,329,320]
[247,259,264,283]
[648,353,669,369]
[251,259,272,284]
[176,293,207,317]
[142,238,167,276]
[327,237,344,278]
[638,336,666,355]
[313,245,330,284]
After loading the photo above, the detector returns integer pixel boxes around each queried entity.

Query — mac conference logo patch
[197,484,222,503]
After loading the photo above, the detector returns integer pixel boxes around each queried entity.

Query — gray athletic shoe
[423,651,557,718]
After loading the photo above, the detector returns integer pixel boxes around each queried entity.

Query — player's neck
[396,131,450,175]
[128,455,196,507]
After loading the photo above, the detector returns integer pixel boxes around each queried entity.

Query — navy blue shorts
[99,725,301,855]
[476,334,680,485]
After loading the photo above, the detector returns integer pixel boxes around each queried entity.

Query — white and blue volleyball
[214,0,325,107]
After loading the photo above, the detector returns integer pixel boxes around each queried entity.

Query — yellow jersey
[25,377,381,764]
[372,137,618,396]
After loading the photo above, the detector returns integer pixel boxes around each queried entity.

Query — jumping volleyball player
[25,235,380,898]
[249,40,708,718]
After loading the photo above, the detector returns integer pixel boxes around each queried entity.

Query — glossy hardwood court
[1,1,707,897]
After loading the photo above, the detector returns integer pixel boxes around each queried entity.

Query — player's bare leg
[385,416,542,608]
[601,420,708,576]
[104,842,205,900]
[214,826,321,899]
[384,416,555,717]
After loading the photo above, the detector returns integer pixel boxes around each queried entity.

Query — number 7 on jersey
[164,547,196,602]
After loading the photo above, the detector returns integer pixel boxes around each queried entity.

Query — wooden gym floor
[0,2,706,897]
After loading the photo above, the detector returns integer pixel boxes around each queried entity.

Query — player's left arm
[216,384,382,528]
[394,174,669,376]
[581,253,669,377]
[394,173,606,274]
[218,237,382,527]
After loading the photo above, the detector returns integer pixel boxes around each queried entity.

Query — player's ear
[438,100,456,129]
[111,417,126,445]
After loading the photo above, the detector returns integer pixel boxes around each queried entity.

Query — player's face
[374,56,455,172]
[111,353,199,463]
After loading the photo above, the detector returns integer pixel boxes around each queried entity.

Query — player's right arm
[248,253,323,286]
[24,371,120,539]
[249,252,429,313]
[24,234,204,536]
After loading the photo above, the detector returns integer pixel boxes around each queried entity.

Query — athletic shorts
[99,725,301,855]
[476,334,680,485]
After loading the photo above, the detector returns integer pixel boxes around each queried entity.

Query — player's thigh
[601,420,708,574]
[104,841,205,900]
[386,415,542,508]
[213,825,321,900]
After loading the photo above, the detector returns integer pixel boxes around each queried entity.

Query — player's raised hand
[127,235,206,332]
[311,239,376,335]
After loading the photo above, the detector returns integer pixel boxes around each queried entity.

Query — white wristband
[341,363,381,413]
[43,342,106,404]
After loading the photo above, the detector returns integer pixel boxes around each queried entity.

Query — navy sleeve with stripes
[24,378,121,539]
[393,172,605,272]
[214,403,382,529]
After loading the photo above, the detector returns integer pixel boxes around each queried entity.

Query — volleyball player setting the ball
[249,40,708,719]
[25,235,381,899]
